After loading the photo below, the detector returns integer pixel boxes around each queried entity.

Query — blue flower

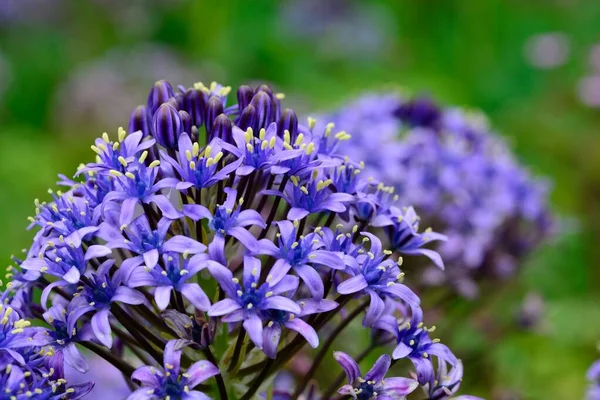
[184,188,265,264]
[384,206,447,269]
[208,256,301,350]
[337,233,420,326]
[374,307,457,385]
[129,340,219,400]
[217,124,305,176]
[258,221,345,299]
[264,172,355,220]
[334,352,418,399]
[101,159,181,226]
[0,304,48,365]
[263,298,338,359]
[85,128,156,174]
[43,304,90,373]
[21,243,111,285]
[128,253,211,311]
[69,261,145,348]
[100,214,205,277]
[162,134,241,190]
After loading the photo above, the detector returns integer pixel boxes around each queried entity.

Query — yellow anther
[305,142,315,155]
[261,140,268,150]
[283,130,291,144]
[246,143,254,152]
[102,132,110,143]
[307,117,316,129]
[244,128,254,143]
[125,172,135,179]
[109,170,122,177]
[275,93,285,99]
[192,142,200,157]
[149,160,161,168]
[91,145,102,155]
[259,128,266,140]
[213,152,223,164]
[295,133,304,146]
[186,150,193,161]
[189,161,196,170]
[118,127,127,142]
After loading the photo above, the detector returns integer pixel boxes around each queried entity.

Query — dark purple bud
[153,103,182,149]
[179,110,193,134]
[237,105,256,132]
[394,96,441,129]
[256,84,281,119]
[128,105,152,137]
[210,114,233,143]
[277,108,298,139]
[173,92,185,109]
[147,80,174,115]
[255,84,274,97]
[183,88,206,127]
[237,85,254,111]
[165,97,179,109]
[250,91,273,130]
[205,96,224,137]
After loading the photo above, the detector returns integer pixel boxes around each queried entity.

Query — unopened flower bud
[153,103,182,149]
[147,80,174,115]
[128,105,151,137]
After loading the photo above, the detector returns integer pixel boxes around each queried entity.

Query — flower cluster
[317,93,553,297]
[0,80,480,399]
[588,359,600,400]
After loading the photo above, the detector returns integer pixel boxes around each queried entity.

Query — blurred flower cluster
[0,80,483,399]
[317,93,553,298]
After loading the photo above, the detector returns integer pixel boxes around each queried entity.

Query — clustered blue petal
[319,93,553,298]
[0,80,480,400]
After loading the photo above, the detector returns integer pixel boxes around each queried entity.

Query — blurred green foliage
[1,1,599,398]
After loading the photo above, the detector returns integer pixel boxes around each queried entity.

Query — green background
[1,1,599,398]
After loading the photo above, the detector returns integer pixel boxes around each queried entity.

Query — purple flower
[21,243,111,285]
[337,233,420,326]
[162,133,241,190]
[384,206,447,269]
[28,192,101,249]
[334,352,418,399]
[264,173,355,220]
[43,303,91,373]
[85,128,156,174]
[100,214,205,276]
[374,307,457,385]
[258,221,345,299]
[588,360,600,400]
[0,364,94,400]
[69,261,145,348]
[0,305,48,365]
[128,253,211,311]
[424,360,482,400]
[129,340,219,400]
[263,298,338,359]
[208,256,301,349]
[101,160,181,226]
[184,188,265,264]
[217,124,304,176]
